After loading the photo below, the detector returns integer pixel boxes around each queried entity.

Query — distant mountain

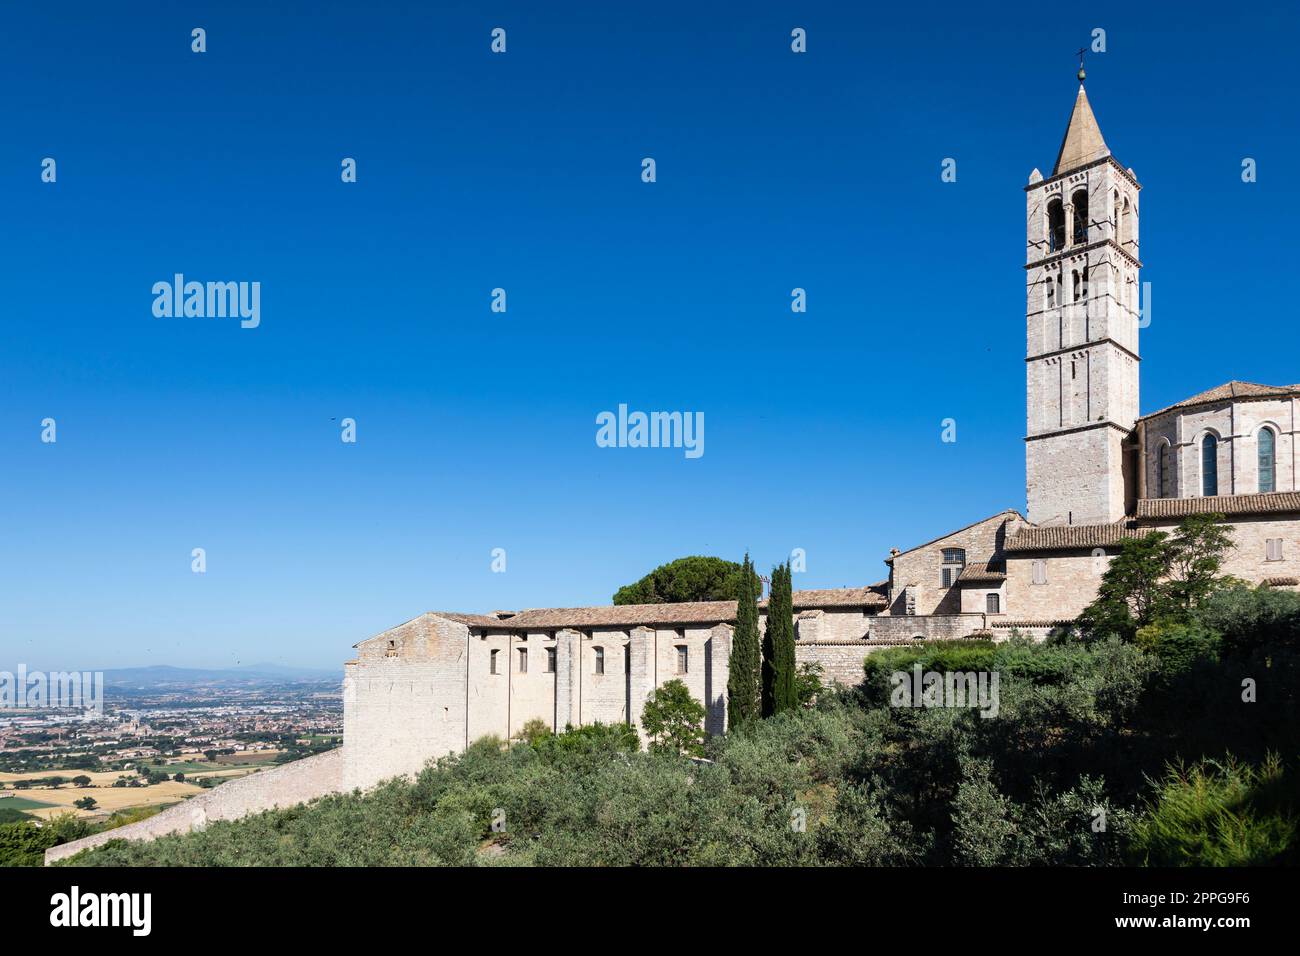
[99,663,341,690]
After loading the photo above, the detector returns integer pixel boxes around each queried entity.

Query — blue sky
[2,1,1297,669]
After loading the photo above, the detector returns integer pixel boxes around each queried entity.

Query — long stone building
[340,70,1300,790]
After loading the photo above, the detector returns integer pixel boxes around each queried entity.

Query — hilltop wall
[44,747,343,865]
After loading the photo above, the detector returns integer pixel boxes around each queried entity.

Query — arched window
[1202,435,1219,497]
[1112,190,1120,237]
[1121,198,1132,247]
[1072,269,1081,302]
[1259,427,1277,493]
[1072,189,1089,244]
[940,548,965,588]
[1046,273,1055,308]
[1157,441,1172,498]
[1047,198,1066,252]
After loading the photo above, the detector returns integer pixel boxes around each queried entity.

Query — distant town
[0,667,341,825]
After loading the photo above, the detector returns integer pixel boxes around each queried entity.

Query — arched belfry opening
[1071,189,1089,244]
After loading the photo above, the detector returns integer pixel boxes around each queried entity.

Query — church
[338,71,1300,792]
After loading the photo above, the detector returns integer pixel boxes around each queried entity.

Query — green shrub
[1129,754,1298,866]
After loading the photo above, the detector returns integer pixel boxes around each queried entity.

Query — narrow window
[546,647,556,673]
[594,647,605,675]
[1259,427,1277,493]
[490,649,500,675]
[1202,435,1219,497]
[1046,273,1055,308]
[940,548,965,588]
[676,645,688,674]
[1072,188,1089,245]
[1121,198,1132,247]
[518,646,528,673]
[1032,559,1047,585]
[1267,539,1284,562]
[1047,198,1065,252]
[1158,442,1173,498]
[1072,269,1081,302]
[986,593,1001,614]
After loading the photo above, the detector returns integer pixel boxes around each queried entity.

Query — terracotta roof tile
[1139,381,1300,421]
[1264,577,1299,588]
[427,587,887,632]
[957,561,1006,583]
[1136,492,1300,519]
[1004,522,1144,553]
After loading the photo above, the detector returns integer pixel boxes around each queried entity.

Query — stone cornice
[1025,236,1142,271]
[1024,154,1141,193]
[1026,337,1141,364]
[1024,420,1134,442]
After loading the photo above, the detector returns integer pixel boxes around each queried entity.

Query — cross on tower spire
[1076,47,1087,83]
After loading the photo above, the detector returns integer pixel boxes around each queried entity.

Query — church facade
[340,77,1300,791]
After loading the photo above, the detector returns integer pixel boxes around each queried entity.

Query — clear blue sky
[3,1,1297,669]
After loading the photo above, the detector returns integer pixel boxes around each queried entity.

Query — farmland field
[0,795,58,811]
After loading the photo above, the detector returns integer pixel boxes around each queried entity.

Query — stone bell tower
[1023,66,1142,526]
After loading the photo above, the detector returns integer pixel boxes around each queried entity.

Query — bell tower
[1024,66,1141,526]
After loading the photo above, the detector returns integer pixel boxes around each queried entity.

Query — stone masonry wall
[45,748,343,865]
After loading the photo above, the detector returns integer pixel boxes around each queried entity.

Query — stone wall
[1141,397,1297,499]
[45,748,343,865]
[869,613,988,642]
[886,512,1025,616]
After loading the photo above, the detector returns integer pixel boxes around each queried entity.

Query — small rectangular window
[546,647,556,673]
[676,645,688,674]
[594,647,605,675]
[986,593,1001,614]
[490,649,499,675]
[1267,539,1284,562]
[518,647,528,673]
[1032,559,1047,585]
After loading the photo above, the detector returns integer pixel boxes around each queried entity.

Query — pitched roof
[1137,492,1300,519]
[957,561,1007,584]
[425,587,888,632]
[1140,381,1300,421]
[1053,85,1110,176]
[784,587,888,609]
[884,509,1025,562]
[1004,521,1145,553]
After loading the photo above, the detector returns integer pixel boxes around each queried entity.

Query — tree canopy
[613,555,758,605]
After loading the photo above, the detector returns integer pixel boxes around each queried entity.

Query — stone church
[339,74,1300,792]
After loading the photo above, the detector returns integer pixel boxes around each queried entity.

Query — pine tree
[763,562,797,716]
[727,553,761,730]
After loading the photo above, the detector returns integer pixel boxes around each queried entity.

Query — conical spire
[1052,83,1109,176]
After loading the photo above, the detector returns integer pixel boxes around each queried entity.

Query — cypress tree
[727,553,761,730]
[763,562,797,716]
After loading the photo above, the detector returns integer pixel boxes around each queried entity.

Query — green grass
[0,796,58,811]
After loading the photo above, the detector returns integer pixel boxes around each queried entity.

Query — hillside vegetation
[55,579,1300,866]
